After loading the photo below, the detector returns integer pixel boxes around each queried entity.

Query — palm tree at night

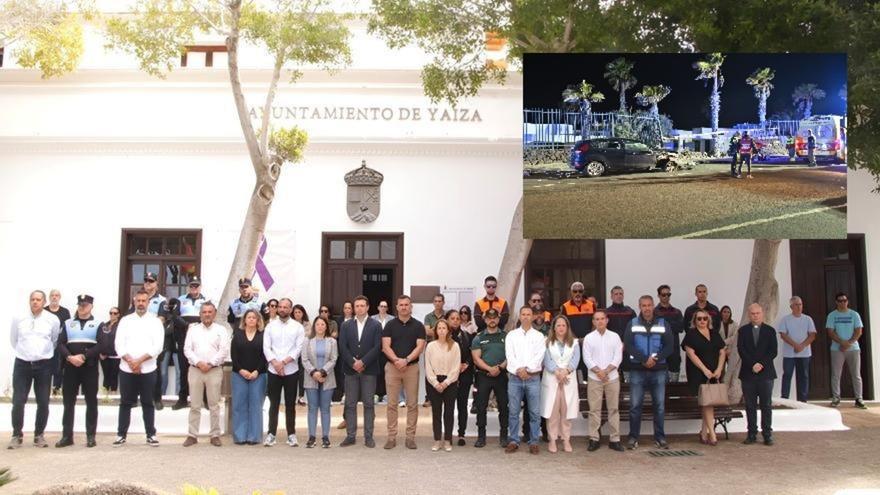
[792,83,826,119]
[635,85,671,117]
[562,80,605,140]
[746,67,775,127]
[604,57,636,112]
[693,52,725,155]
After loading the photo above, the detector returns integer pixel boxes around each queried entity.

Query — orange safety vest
[476,297,507,315]
[561,299,594,316]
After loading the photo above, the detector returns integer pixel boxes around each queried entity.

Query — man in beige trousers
[182,302,229,447]
[582,310,625,452]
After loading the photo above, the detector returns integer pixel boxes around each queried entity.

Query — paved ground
[523,164,848,239]
[1,403,879,494]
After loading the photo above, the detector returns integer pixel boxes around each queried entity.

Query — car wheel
[657,159,675,172]
[584,160,605,177]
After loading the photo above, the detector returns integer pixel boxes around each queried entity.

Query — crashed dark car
[568,137,678,177]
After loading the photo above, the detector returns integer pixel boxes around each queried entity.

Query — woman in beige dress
[718,305,742,404]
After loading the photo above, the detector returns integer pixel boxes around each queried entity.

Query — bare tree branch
[225,0,264,177]
[259,49,286,159]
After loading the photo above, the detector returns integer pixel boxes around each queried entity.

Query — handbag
[698,378,730,406]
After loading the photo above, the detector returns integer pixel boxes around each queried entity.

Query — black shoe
[856,399,868,409]
[830,398,840,407]
[171,401,189,411]
[339,437,356,447]
[457,437,466,446]
[154,400,164,411]
[86,436,96,448]
[470,405,477,414]
[609,441,625,452]
[587,440,600,452]
[474,437,486,448]
[322,437,331,448]
[743,437,757,445]
[499,435,508,447]
[365,437,376,448]
[763,437,774,446]
[306,436,316,448]
[54,437,74,448]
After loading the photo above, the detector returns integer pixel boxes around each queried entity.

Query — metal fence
[523,109,662,148]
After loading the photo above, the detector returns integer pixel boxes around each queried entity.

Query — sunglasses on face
[530,299,542,303]
[572,290,584,294]
[696,316,709,322]
[660,293,671,297]
[268,304,277,308]
[485,284,497,289]
[109,311,119,315]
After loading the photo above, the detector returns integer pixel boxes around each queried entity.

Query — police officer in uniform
[171,276,206,410]
[227,278,261,330]
[470,308,508,448]
[56,295,106,448]
[729,131,741,177]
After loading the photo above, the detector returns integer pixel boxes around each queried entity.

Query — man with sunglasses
[655,285,685,383]
[474,276,510,332]
[170,276,207,410]
[560,282,595,382]
[826,292,867,409]
[528,292,552,324]
[56,294,108,448]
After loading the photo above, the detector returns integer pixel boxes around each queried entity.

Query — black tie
[752,325,760,347]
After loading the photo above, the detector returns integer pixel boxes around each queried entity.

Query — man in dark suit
[737,303,778,446]
[338,295,382,448]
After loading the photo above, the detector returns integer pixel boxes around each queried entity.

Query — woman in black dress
[682,309,727,445]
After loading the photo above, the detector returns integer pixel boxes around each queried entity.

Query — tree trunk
[711,74,722,156]
[218,181,276,318]
[496,197,533,330]
[758,91,767,127]
[739,239,782,326]
[650,103,659,117]
[805,99,813,119]
[619,89,626,112]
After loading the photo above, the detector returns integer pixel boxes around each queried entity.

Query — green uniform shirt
[471,328,506,367]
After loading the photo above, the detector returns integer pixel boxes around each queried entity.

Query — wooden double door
[321,233,403,320]
[790,236,872,400]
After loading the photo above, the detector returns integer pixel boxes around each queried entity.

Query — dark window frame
[118,228,202,308]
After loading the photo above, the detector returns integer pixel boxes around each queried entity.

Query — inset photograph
[523,53,847,239]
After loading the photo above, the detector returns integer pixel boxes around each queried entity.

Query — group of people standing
[7,273,868,453]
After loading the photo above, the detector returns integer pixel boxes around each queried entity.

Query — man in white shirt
[113,289,165,447]
[778,296,817,403]
[263,298,305,447]
[8,290,61,449]
[182,302,230,447]
[504,306,546,455]
[583,310,624,452]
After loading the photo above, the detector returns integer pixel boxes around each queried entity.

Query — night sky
[523,53,847,130]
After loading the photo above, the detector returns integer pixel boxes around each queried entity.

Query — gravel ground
[523,164,848,239]
[1,404,878,495]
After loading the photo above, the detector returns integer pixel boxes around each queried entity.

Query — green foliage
[562,80,604,106]
[240,3,351,82]
[104,1,201,78]
[693,52,725,87]
[746,67,775,96]
[604,57,636,110]
[846,2,880,184]
[269,126,308,164]
[635,85,671,112]
[1,0,92,78]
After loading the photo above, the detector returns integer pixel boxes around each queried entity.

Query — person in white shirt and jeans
[182,302,230,447]
[8,290,61,449]
[583,310,625,452]
[113,289,165,447]
[263,298,305,447]
[504,306,546,455]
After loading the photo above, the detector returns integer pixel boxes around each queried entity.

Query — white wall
[606,239,793,395]
[846,168,880,398]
